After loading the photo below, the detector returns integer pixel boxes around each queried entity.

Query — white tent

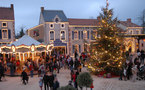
[9,35,41,46]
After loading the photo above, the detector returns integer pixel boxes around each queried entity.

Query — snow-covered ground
[0,68,145,90]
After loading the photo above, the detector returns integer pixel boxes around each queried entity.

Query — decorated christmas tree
[88,1,125,74]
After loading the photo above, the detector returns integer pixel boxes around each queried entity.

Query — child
[39,75,43,90]
[21,68,29,85]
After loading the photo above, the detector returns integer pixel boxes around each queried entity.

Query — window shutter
[8,30,11,39]
[72,31,74,40]
[0,30,2,39]
[87,31,89,39]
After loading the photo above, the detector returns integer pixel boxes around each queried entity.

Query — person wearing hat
[21,68,29,85]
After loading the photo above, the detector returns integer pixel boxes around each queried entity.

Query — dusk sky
[0,0,145,33]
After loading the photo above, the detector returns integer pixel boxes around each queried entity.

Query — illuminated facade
[0,4,15,45]
[27,7,143,56]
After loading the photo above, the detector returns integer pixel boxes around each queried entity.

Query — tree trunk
[86,87,87,90]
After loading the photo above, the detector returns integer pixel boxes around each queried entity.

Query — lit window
[129,31,132,34]
[50,31,54,40]
[2,22,7,27]
[2,30,8,39]
[83,31,87,39]
[60,31,65,40]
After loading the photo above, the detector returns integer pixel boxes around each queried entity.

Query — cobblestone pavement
[0,68,145,90]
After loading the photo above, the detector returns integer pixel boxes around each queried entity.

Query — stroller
[137,65,145,80]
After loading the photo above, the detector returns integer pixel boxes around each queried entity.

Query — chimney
[41,7,44,12]
[127,18,131,23]
[11,4,14,9]
[97,16,100,21]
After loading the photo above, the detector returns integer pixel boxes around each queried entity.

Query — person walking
[43,72,49,90]
[29,63,34,78]
[39,64,45,75]
[132,65,138,82]
[39,75,43,90]
[53,77,60,90]
[0,62,4,82]
[21,68,29,85]
[48,72,54,90]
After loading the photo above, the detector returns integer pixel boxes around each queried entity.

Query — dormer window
[2,22,7,27]
[55,18,59,23]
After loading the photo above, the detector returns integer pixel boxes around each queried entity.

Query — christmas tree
[88,1,125,74]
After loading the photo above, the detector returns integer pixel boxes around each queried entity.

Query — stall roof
[9,35,41,46]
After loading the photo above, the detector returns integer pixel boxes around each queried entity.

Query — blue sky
[0,0,145,33]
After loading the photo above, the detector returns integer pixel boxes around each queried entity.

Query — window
[72,45,75,53]
[60,31,65,40]
[91,31,96,40]
[50,31,54,40]
[49,24,54,29]
[72,31,74,40]
[74,31,78,40]
[2,29,8,39]
[87,31,89,39]
[79,45,81,53]
[33,30,39,37]
[2,22,7,27]
[55,18,59,23]
[129,31,132,34]
[61,24,65,28]
[83,31,87,39]
[136,31,139,34]
[78,31,81,39]
[81,31,83,39]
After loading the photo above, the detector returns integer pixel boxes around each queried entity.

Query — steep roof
[9,35,41,46]
[68,18,100,26]
[42,10,68,22]
[119,21,140,27]
[0,5,14,20]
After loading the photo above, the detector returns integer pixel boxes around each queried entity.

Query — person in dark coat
[10,62,15,76]
[48,72,54,90]
[74,59,79,70]
[53,77,60,90]
[74,51,78,59]
[0,63,4,82]
[43,72,49,90]
[21,68,29,85]
[69,58,74,71]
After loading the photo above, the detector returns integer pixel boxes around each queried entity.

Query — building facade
[0,4,15,45]
[27,7,144,56]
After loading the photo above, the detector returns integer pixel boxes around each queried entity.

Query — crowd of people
[119,50,145,82]
[0,51,88,90]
